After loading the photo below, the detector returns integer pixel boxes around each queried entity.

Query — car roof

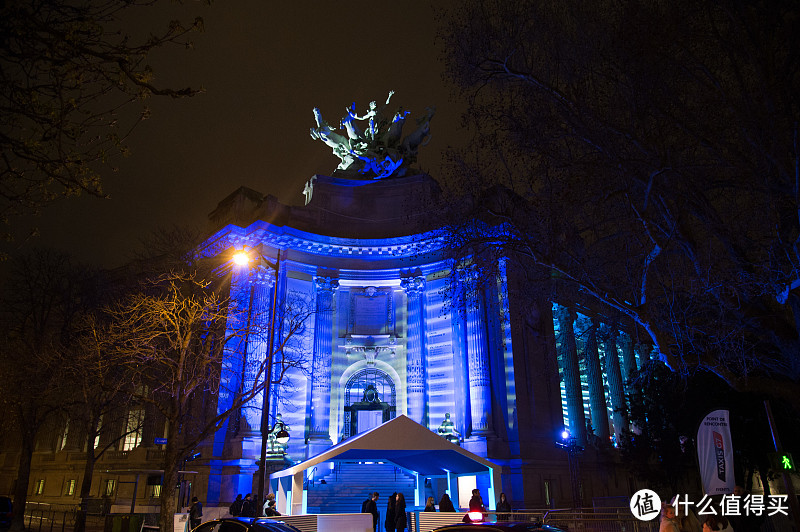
[434,523,565,532]
[194,517,300,532]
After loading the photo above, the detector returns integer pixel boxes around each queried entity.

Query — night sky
[6,1,464,269]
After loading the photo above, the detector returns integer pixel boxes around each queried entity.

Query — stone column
[583,318,610,443]
[619,332,639,385]
[555,306,586,445]
[461,269,494,439]
[240,265,276,437]
[599,326,628,445]
[401,276,426,425]
[308,276,339,453]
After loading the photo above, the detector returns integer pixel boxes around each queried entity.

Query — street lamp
[555,428,584,509]
[233,246,282,509]
[266,414,291,456]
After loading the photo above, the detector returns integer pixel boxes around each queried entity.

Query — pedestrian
[189,497,203,529]
[240,494,255,517]
[659,504,680,532]
[385,492,396,532]
[264,500,281,517]
[463,489,485,523]
[394,493,407,532]
[362,492,379,532]
[424,497,436,512]
[702,515,733,532]
[262,493,276,517]
[229,494,243,517]
[438,493,455,512]
[496,493,511,521]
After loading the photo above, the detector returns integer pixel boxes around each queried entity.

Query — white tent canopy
[269,415,501,515]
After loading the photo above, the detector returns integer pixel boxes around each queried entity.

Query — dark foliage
[0,0,204,233]
[438,0,800,406]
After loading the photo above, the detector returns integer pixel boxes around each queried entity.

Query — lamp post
[233,247,282,511]
[555,429,584,509]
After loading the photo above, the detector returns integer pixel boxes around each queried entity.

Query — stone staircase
[305,461,417,514]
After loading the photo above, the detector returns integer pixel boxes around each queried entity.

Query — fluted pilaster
[240,265,276,436]
[401,276,426,424]
[461,268,494,437]
[308,276,339,444]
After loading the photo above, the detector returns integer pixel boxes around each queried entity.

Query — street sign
[154,438,168,445]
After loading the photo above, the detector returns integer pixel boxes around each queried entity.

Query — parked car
[0,496,12,529]
[191,517,301,532]
[434,523,568,532]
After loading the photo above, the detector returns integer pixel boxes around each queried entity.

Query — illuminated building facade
[0,170,662,513]
[201,172,645,509]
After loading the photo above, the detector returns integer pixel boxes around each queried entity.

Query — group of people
[362,489,513,530]
[228,493,280,518]
[360,491,412,532]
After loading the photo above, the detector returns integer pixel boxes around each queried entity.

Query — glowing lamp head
[275,430,290,444]
[561,429,570,440]
[232,251,250,267]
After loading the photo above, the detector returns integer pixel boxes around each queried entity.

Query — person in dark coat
[263,500,280,517]
[463,489,486,523]
[240,494,255,517]
[394,493,407,532]
[362,492,379,532]
[189,497,203,529]
[438,493,455,512]
[385,492,397,532]
[424,497,436,512]
[229,494,243,517]
[496,493,512,521]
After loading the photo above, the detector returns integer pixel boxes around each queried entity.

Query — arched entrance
[342,368,395,439]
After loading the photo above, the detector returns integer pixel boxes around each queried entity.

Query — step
[306,462,418,514]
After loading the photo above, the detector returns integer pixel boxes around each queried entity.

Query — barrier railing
[23,502,78,532]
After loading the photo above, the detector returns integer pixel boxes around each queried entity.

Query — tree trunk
[159,420,182,532]
[74,419,99,532]
[10,434,34,532]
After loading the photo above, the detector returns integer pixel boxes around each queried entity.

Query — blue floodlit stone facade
[0,172,669,512]
[199,172,645,508]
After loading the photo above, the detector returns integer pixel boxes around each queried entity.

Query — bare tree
[438,0,800,406]
[0,0,204,235]
[63,311,144,532]
[0,249,92,532]
[102,262,314,532]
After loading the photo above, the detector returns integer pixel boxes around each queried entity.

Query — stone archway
[342,368,396,439]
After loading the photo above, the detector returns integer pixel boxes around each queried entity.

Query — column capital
[456,264,480,283]
[314,276,339,293]
[400,276,425,294]
[251,264,276,287]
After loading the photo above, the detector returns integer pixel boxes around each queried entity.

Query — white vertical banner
[696,409,735,495]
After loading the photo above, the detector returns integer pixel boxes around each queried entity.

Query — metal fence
[22,502,116,532]
[23,502,78,532]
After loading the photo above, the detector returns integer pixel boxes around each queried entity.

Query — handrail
[303,466,317,489]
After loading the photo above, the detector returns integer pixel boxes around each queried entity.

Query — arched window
[342,368,395,439]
